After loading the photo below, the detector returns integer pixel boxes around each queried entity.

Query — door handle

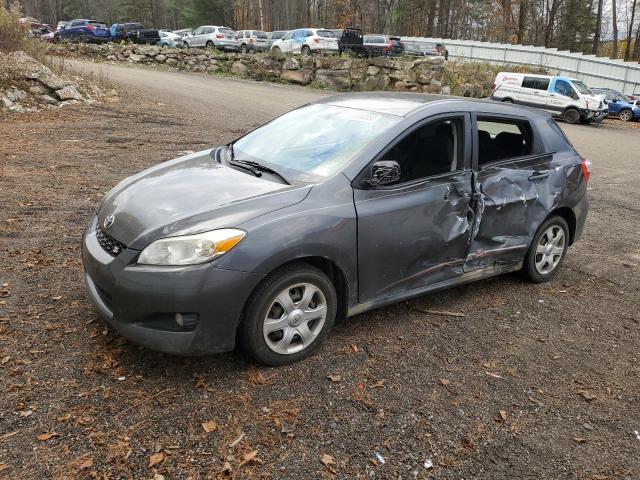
[528,171,549,181]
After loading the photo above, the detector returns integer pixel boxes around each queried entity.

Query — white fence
[404,37,640,95]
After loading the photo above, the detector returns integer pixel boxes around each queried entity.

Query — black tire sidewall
[523,216,570,283]
[240,264,337,366]
[564,108,580,124]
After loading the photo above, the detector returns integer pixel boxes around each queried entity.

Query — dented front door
[354,170,474,303]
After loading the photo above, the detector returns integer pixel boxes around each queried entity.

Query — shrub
[0,1,46,61]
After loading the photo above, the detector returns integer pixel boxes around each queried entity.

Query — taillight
[216,34,223,39]
[81,25,94,31]
[249,38,254,43]
[313,37,320,43]
[491,83,496,92]
[580,157,591,183]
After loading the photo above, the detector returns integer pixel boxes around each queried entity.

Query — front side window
[193,27,203,35]
[233,105,401,181]
[282,31,294,40]
[554,80,575,98]
[380,118,463,184]
[477,118,532,165]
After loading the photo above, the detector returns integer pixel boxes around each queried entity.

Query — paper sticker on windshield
[337,109,381,123]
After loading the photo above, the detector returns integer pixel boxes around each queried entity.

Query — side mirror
[613,96,621,103]
[366,161,401,186]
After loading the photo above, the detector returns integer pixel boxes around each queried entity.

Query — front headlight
[138,229,246,266]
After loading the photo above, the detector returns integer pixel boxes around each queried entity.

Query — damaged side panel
[465,153,569,271]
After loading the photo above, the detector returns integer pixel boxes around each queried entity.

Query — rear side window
[477,118,533,165]
[317,30,336,37]
[522,76,550,90]
[255,31,267,39]
[219,28,234,35]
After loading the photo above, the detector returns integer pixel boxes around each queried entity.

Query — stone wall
[48,43,541,98]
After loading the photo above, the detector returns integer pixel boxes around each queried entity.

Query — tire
[301,45,312,56]
[239,263,337,366]
[183,41,189,48]
[522,215,570,283]
[618,108,633,122]
[241,44,249,53]
[563,108,581,124]
[206,40,214,48]
[271,46,282,58]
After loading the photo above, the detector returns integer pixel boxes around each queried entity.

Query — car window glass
[193,27,202,35]
[219,28,234,35]
[380,118,462,184]
[572,80,592,95]
[256,31,267,38]
[477,118,532,165]
[554,80,574,98]
[318,30,336,37]
[282,31,294,40]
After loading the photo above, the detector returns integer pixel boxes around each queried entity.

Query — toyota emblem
[103,214,115,229]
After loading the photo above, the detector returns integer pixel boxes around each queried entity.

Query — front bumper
[82,216,264,355]
[581,108,608,123]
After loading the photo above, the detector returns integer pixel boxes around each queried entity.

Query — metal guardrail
[404,37,640,95]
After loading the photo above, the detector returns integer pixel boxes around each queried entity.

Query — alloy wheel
[262,283,327,355]
[534,225,565,275]
[619,109,633,122]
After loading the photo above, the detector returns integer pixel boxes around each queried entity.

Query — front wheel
[563,108,581,124]
[239,263,337,366]
[618,109,634,122]
[522,216,569,283]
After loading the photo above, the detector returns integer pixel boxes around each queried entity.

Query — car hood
[584,94,605,110]
[97,149,311,250]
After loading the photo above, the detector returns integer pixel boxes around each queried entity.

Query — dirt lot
[1,67,639,480]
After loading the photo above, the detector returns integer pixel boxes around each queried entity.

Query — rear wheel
[206,40,214,48]
[618,108,634,122]
[240,44,249,53]
[301,45,312,56]
[522,216,569,283]
[563,108,581,124]
[239,263,337,366]
[183,41,189,48]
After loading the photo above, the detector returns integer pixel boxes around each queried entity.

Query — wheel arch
[547,206,577,245]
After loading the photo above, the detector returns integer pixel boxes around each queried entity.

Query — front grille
[96,228,126,257]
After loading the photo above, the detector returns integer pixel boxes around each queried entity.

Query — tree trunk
[517,0,527,43]
[612,0,619,57]
[592,0,603,53]
[624,0,637,61]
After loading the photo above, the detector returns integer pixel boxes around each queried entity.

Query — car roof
[314,92,553,118]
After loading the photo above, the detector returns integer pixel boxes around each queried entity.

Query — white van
[491,72,607,124]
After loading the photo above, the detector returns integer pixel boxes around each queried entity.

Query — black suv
[111,23,160,44]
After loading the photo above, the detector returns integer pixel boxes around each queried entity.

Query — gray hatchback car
[82,93,589,365]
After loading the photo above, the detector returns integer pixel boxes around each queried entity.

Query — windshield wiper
[226,144,289,184]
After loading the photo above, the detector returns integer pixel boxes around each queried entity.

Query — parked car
[403,40,446,57]
[331,27,366,56]
[267,30,287,48]
[158,30,182,48]
[236,29,269,52]
[56,20,69,31]
[491,72,608,124]
[83,92,589,366]
[182,25,238,51]
[363,34,404,57]
[42,31,55,42]
[271,28,339,56]
[53,19,111,43]
[591,88,640,121]
[110,23,160,44]
[593,87,636,102]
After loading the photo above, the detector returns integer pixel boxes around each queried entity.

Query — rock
[363,74,388,91]
[56,85,83,101]
[428,55,445,65]
[389,69,416,83]
[247,57,281,81]
[29,85,47,95]
[207,64,220,73]
[369,56,396,69]
[8,104,25,113]
[165,57,178,66]
[282,57,300,70]
[314,69,351,90]
[1,96,14,108]
[281,69,313,85]
[315,56,352,70]
[129,54,145,63]
[300,56,315,69]
[40,94,59,105]
[394,81,407,91]
[231,61,248,75]
[441,85,451,95]
[417,73,432,85]
[155,54,167,63]
[366,65,380,76]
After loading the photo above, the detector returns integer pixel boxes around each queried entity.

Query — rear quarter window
[545,118,574,150]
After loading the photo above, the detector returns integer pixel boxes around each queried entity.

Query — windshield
[233,104,401,181]
[572,80,592,95]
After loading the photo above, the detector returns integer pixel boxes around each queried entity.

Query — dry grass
[0,1,47,62]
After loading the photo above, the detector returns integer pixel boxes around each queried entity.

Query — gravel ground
[0,66,639,480]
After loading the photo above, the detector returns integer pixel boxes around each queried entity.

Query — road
[1,61,639,479]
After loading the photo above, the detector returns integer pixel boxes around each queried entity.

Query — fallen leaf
[1,356,10,365]
[320,453,335,466]
[327,373,342,382]
[18,410,33,417]
[51,296,62,301]
[57,413,72,422]
[0,463,8,472]
[371,380,385,388]
[578,390,595,401]
[229,432,245,448]
[573,437,587,444]
[440,378,450,386]
[242,450,258,464]
[202,420,218,433]
[37,432,59,441]
[71,454,93,470]
[148,452,164,468]
[350,344,358,353]
[499,410,508,421]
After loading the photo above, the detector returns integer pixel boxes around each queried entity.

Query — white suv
[271,28,339,56]
[236,30,269,53]
[183,25,238,51]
